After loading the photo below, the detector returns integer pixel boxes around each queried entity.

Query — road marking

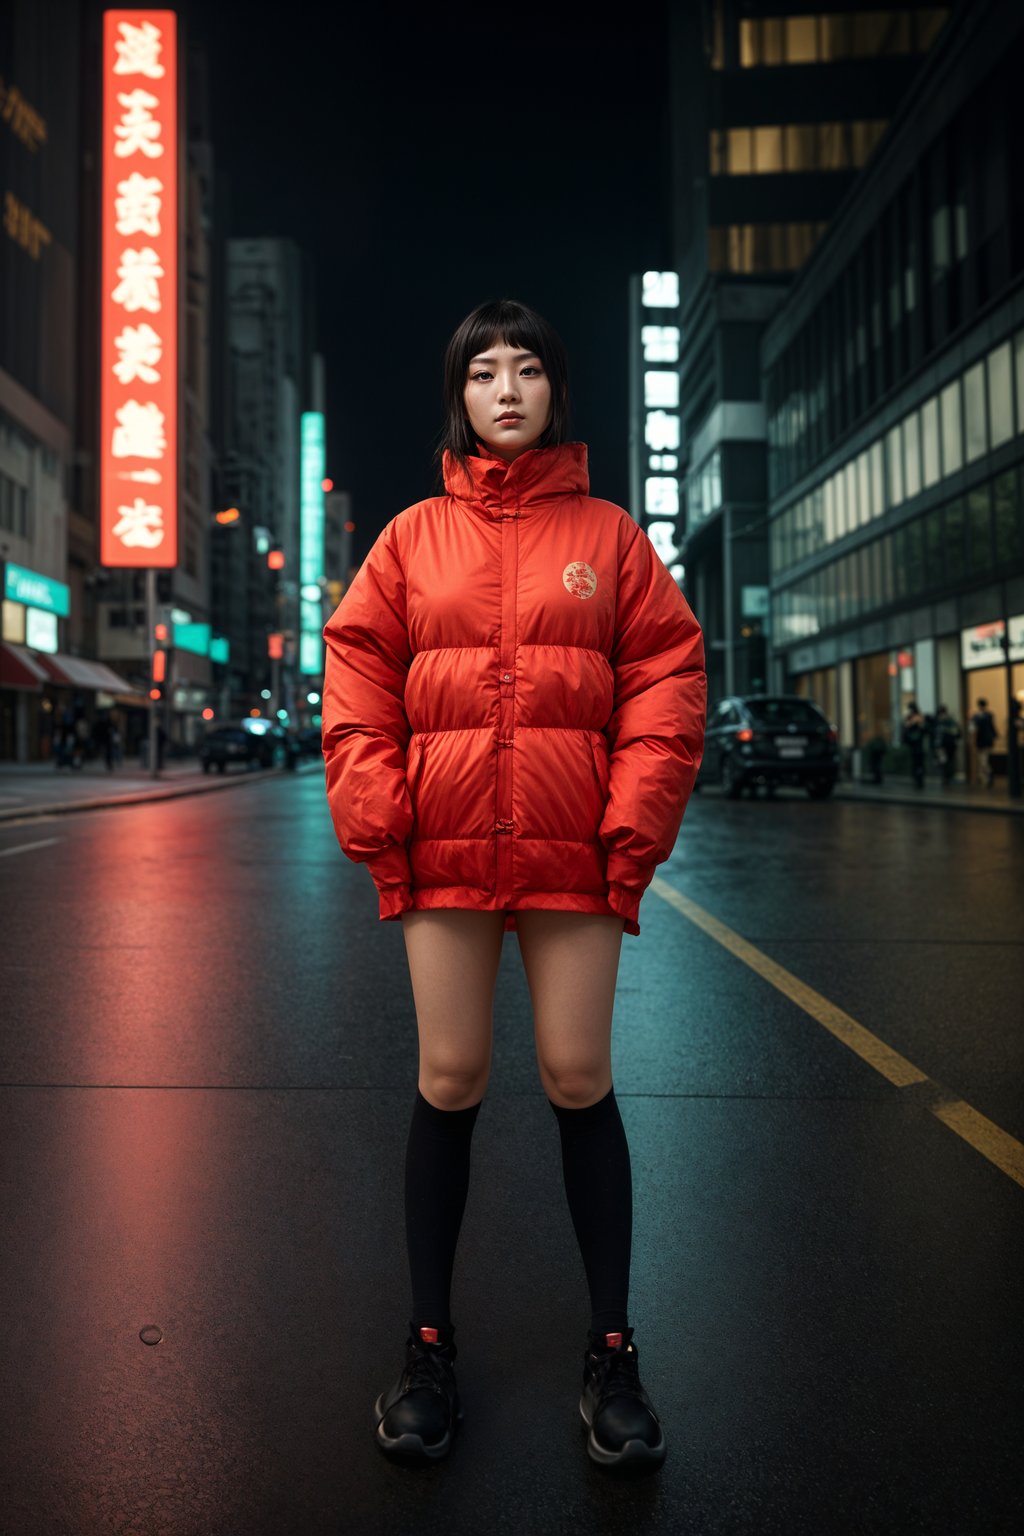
[651,875,1024,1189]
[0,836,61,858]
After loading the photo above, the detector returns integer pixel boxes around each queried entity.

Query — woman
[321,299,706,1471]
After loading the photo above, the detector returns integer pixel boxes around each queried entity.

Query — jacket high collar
[443,441,589,518]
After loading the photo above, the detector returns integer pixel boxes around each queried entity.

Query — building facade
[670,0,951,704]
[763,0,1024,785]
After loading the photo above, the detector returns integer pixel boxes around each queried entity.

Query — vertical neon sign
[100,10,178,568]
[300,411,325,674]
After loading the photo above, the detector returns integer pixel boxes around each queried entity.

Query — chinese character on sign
[115,172,163,235]
[113,19,167,77]
[111,400,167,459]
[112,497,165,548]
[111,246,164,311]
[114,89,164,157]
[113,323,163,384]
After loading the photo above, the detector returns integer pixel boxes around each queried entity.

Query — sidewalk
[833,776,1023,813]
[0,756,325,823]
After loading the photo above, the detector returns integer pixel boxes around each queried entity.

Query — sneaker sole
[579,1396,666,1470]
[373,1391,464,1462]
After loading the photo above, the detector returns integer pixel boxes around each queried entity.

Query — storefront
[959,615,1024,784]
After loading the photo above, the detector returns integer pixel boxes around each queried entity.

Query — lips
[496,413,523,422]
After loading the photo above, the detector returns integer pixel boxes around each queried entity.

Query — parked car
[198,719,286,773]
[697,694,840,799]
[296,724,323,757]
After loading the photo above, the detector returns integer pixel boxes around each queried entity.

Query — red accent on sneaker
[419,1326,439,1344]
[604,1331,623,1349]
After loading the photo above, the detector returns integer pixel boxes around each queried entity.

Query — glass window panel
[858,450,871,524]
[963,360,987,462]
[871,440,885,515]
[785,15,817,62]
[836,466,847,537]
[641,325,680,362]
[893,525,907,600]
[762,17,783,64]
[904,519,924,595]
[993,467,1023,565]
[887,424,904,506]
[987,342,1013,448]
[754,126,783,172]
[728,129,753,174]
[903,412,921,499]
[941,379,962,474]
[1016,331,1024,434]
[845,460,858,531]
[879,534,893,606]
[944,496,965,575]
[924,507,944,587]
[966,485,993,574]
[921,396,940,486]
[813,484,824,550]
[785,123,817,171]
[825,475,836,542]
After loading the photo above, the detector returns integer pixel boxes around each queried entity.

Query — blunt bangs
[434,299,571,487]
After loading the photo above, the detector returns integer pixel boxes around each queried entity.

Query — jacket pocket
[589,731,611,803]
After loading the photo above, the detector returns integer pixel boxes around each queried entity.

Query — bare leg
[401,910,507,1108]
[514,911,626,1107]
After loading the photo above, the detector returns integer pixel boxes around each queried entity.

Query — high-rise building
[671,0,951,703]
[763,0,1024,787]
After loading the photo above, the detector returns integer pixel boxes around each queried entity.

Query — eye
[470,370,492,381]
[521,366,541,376]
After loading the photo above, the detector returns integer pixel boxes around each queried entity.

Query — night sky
[185,0,671,558]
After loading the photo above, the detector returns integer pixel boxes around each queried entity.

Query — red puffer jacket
[322,441,706,936]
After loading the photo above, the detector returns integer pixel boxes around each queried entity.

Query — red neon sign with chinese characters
[100,11,178,568]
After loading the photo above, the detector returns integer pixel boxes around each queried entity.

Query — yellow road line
[650,875,1024,1190]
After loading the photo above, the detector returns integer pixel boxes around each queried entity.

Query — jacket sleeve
[598,517,706,925]
[321,517,414,920]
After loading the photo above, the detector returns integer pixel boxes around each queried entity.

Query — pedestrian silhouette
[933,704,961,785]
[901,701,927,789]
[969,697,997,787]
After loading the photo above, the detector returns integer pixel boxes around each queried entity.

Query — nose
[498,373,521,403]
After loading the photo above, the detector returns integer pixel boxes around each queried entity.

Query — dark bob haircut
[434,299,571,486]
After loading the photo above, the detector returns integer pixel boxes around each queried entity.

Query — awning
[0,642,50,692]
[34,651,143,695]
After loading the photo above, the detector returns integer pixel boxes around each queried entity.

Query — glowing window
[641,325,680,362]
[645,477,679,516]
[644,371,679,408]
[645,410,680,451]
[642,271,678,308]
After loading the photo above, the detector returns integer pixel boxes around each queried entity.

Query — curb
[0,761,324,825]
[831,786,1023,815]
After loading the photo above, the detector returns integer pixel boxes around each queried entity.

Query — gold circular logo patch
[563,561,597,599]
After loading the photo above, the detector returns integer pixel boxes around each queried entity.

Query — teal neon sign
[4,561,70,617]
[299,411,325,675]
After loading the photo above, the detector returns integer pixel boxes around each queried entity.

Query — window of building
[966,486,994,575]
[1015,330,1024,435]
[879,534,894,606]
[845,459,858,532]
[963,360,988,462]
[944,496,965,574]
[836,466,847,538]
[921,396,941,487]
[941,378,962,473]
[887,423,903,507]
[871,439,885,517]
[924,506,945,587]
[905,518,924,595]
[858,449,871,525]
[993,467,1023,565]
[903,411,921,500]
[987,341,1013,449]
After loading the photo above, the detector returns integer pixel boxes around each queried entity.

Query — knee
[539,1063,612,1109]
[419,1066,489,1110]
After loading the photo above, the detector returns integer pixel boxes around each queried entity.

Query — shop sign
[173,621,210,657]
[100,10,178,568]
[3,562,70,617]
[2,599,26,643]
[960,615,1024,670]
[25,608,58,654]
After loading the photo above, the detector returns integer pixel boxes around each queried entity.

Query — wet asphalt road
[0,771,1021,1536]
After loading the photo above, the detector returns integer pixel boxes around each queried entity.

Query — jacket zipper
[496,509,518,905]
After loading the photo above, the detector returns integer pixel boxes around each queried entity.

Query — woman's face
[463,340,553,462]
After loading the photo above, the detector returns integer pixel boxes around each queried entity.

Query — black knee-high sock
[548,1085,632,1334]
[404,1088,482,1328]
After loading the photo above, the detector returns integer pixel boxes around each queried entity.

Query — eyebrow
[468,352,541,366]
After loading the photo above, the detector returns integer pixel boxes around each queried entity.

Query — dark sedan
[697,694,840,799]
[198,721,284,773]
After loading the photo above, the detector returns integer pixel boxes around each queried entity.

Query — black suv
[198,721,283,773]
[698,695,840,799]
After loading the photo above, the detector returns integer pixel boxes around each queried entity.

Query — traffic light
[215,507,241,525]
[267,544,285,571]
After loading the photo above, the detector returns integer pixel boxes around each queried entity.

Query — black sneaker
[579,1326,667,1472]
[373,1321,463,1461]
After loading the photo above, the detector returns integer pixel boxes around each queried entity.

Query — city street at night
[1,776,1021,1534]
